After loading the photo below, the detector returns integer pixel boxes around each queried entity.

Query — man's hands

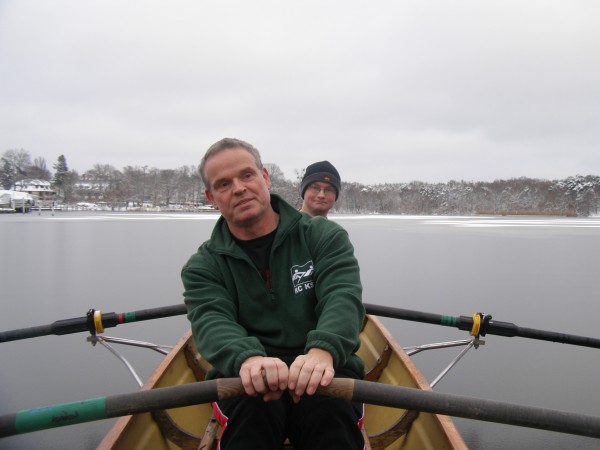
[288,348,334,402]
[239,348,335,403]
[239,356,289,401]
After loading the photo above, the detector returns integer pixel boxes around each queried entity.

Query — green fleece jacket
[182,194,365,380]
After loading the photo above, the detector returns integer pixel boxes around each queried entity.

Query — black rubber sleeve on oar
[0,315,111,343]
[0,304,188,343]
[320,379,600,439]
[364,303,600,349]
[456,315,519,337]
[457,316,600,348]
[363,304,518,336]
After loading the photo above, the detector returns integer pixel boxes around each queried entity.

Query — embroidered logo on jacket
[291,260,315,294]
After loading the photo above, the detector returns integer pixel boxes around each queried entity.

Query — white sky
[1,0,599,185]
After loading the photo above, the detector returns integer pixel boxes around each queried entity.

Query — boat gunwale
[98,316,466,449]
[365,315,466,449]
[97,331,194,449]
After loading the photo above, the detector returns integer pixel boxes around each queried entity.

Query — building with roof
[14,179,56,207]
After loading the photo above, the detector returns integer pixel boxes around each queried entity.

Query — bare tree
[1,149,32,187]
[28,157,52,180]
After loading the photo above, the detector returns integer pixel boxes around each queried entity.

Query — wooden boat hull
[98,315,466,449]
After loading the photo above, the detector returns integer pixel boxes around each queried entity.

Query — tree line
[2,148,599,216]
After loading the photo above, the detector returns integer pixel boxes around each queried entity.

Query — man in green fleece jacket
[182,138,365,450]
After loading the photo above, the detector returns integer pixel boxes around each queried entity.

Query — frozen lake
[1,211,599,449]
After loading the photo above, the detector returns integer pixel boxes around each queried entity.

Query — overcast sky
[1,1,599,185]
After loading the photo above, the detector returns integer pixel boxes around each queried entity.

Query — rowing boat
[98,314,466,449]
[2,305,598,444]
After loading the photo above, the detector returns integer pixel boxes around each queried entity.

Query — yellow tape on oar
[94,310,104,334]
[470,313,481,336]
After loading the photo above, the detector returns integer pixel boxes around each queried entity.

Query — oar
[1,378,599,439]
[3,302,600,350]
[0,378,243,438]
[0,304,188,343]
[363,303,600,349]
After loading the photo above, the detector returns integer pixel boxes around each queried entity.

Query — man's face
[303,182,337,216]
[204,147,272,229]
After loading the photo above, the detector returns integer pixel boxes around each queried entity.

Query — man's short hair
[199,138,263,189]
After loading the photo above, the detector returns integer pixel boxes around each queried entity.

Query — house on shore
[0,190,35,212]
[13,179,57,208]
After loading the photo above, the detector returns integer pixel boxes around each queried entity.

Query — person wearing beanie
[299,160,341,217]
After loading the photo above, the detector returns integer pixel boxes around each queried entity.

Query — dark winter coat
[182,194,365,380]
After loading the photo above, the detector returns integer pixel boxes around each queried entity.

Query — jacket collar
[209,194,302,252]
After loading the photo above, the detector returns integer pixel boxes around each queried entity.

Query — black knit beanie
[300,161,341,200]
